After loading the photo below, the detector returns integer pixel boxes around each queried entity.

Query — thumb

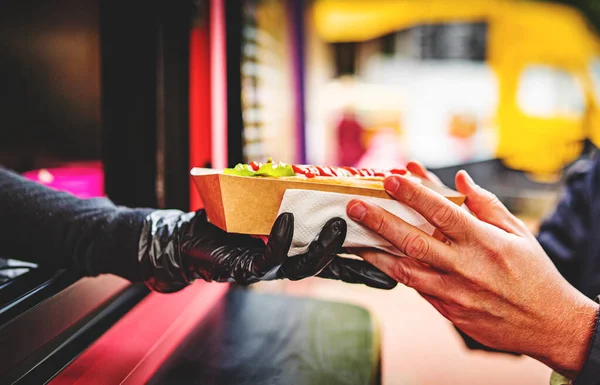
[279,218,346,280]
[258,212,294,274]
[455,171,527,235]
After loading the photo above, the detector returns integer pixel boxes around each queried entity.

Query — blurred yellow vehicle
[312,0,600,176]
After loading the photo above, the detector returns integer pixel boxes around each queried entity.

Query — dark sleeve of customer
[573,294,600,385]
[0,166,153,282]
[536,155,600,385]
[537,156,596,290]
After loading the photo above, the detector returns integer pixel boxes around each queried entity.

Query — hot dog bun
[276,174,422,189]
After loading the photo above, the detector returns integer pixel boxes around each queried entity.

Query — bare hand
[347,169,599,379]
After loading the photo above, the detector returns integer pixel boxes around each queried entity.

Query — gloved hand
[138,209,397,293]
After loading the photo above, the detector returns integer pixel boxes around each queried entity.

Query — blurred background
[2,0,600,383]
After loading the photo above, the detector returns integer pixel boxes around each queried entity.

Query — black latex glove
[138,210,397,293]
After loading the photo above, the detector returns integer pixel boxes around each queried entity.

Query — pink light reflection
[22,161,105,199]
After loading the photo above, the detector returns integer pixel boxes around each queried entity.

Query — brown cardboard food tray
[191,168,465,236]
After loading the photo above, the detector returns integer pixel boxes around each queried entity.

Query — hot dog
[223,158,420,189]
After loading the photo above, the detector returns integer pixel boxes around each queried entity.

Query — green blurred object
[550,370,571,385]
[149,288,382,385]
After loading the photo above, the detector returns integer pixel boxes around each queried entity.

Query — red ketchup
[341,167,359,176]
[358,168,375,177]
[249,161,261,171]
[288,164,409,178]
[390,168,408,175]
[315,166,336,177]
[330,167,351,177]
[292,165,316,178]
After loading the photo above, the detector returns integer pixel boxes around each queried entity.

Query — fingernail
[384,176,400,194]
[348,202,367,220]
[463,171,476,187]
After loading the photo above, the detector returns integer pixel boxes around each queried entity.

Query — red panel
[210,0,228,170]
[189,20,212,211]
[49,281,229,385]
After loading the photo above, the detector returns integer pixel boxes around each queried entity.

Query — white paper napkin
[277,189,436,256]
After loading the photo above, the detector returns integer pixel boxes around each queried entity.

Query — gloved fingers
[279,218,346,280]
[317,257,398,290]
[251,213,294,276]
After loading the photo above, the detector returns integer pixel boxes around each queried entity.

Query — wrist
[542,293,599,379]
[138,210,193,293]
[88,207,155,281]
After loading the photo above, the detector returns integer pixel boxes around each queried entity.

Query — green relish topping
[224,158,295,177]
[256,161,295,177]
[223,163,256,176]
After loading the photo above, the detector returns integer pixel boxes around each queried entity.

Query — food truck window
[368,22,488,62]
[414,22,487,61]
[517,65,585,118]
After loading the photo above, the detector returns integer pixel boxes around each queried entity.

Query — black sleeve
[574,297,600,385]
[537,157,596,288]
[0,167,154,282]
